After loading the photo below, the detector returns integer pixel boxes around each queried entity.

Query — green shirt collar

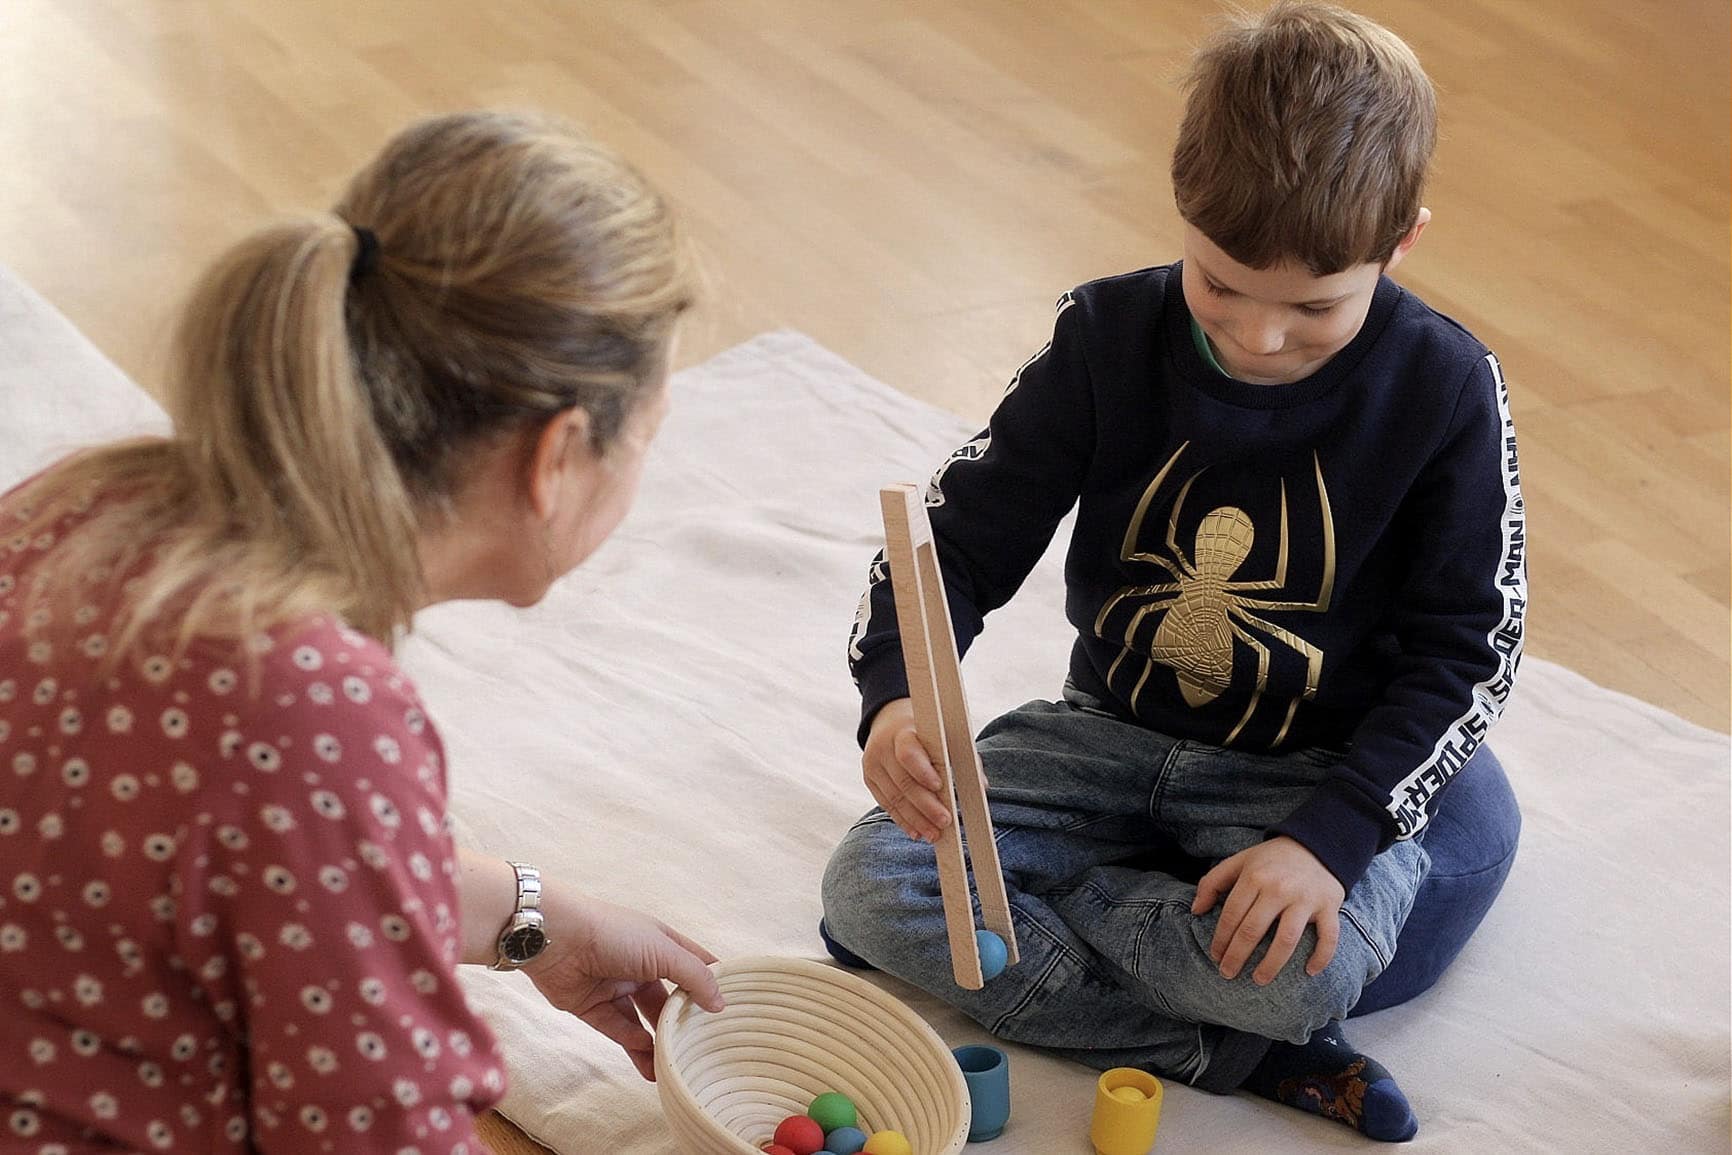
[1190,315,1232,379]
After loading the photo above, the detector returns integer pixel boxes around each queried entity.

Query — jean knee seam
[986,905,1108,1033]
[1339,905,1390,971]
[1147,740,1186,823]
[1074,877,1171,915]
[1072,881,1193,1019]
[1129,903,1189,1021]
[985,947,1070,1036]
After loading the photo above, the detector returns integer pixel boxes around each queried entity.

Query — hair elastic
[349,225,380,283]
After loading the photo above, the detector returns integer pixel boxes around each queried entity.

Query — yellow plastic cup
[1089,1068,1164,1155]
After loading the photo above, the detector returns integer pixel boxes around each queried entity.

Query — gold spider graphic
[1093,441,1336,747]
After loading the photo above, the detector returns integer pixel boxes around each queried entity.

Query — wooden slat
[881,485,983,990]
[901,497,1019,966]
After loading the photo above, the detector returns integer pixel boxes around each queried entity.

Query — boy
[821,1,1525,1143]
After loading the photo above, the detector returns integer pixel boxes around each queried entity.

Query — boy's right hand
[862,697,953,842]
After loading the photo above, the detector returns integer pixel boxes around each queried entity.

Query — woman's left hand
[522,885,726,1081]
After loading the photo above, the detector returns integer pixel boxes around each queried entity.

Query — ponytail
[165,219,421,639]
[5,110,691,668]
[8,220,419,662]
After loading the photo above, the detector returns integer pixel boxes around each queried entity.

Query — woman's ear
[526,409,593,521]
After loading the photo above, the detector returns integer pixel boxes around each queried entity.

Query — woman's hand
[459,851,723,1081]
[862,697,953,842]
[523,884,725,1081]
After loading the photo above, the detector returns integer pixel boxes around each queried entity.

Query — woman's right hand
[523,885,725,1082]
[862,697,953,842]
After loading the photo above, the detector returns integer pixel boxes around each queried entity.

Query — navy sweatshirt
[848,263,1527,891]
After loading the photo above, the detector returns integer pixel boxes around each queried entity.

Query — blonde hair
[6,111,693,664]
[1170,1,1436,274]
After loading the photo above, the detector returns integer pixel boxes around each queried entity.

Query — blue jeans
[821,692,1430,1092]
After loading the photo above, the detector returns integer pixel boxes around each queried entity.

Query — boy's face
[1181,217,1425,385]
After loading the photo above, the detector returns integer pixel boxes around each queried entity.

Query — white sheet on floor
[2,266,1726,1154]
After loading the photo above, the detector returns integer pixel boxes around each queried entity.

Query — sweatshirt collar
[1167,261,1402,409]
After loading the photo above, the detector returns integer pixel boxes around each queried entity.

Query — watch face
[501,924,548,964]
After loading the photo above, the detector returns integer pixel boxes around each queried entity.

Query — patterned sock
[1241,1021,1419,1142]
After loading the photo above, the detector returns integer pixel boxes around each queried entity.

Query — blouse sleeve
[168,622,505,1153]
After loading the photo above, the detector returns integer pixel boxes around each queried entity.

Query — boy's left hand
[1191,835,1345,986]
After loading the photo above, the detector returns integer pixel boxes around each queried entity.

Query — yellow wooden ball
[1109,1086,1147,1104]
[862,1131,914,1155]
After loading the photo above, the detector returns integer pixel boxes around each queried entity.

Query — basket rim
[654,955,970,1155]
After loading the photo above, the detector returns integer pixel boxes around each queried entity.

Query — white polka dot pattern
[0,489,504,1152]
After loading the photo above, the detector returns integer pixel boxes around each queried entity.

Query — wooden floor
[2,2,1726,1151]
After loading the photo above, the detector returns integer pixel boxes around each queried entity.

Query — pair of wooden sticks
[879,484,1020,990]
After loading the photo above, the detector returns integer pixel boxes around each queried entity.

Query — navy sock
[818,918,877,970]
[1241,1022,1419,1142]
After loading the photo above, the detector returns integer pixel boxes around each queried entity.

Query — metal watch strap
[490,861,548,971]
[510,860,543,915]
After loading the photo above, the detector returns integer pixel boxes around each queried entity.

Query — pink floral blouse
[0,495,505,1152]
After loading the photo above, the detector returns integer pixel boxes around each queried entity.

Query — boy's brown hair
[1171,1,1436,275]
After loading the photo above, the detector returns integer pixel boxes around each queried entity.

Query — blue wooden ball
[976,929,1008,981]
[824,1126,868,1154]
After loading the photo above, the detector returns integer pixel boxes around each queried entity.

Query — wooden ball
[862,1131,914,1155]
[808,1092,858,1133]
[773,1114,826,1155]
[975,930,1009,981]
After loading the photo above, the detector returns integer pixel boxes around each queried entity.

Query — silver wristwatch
[491,861,550,971]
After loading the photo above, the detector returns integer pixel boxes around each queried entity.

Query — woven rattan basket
[655,956,971,1155]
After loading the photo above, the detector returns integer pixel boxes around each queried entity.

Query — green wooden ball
[808,1091,858,1133]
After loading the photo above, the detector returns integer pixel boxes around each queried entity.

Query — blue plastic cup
[952,1044,1011,1142]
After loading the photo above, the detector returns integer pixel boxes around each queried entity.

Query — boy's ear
[526,408,593,520]
[1384,207,1432,274]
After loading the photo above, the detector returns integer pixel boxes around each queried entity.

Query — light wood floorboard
[1,3,1725,1151]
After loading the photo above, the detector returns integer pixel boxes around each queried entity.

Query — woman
[0,111,722,1152]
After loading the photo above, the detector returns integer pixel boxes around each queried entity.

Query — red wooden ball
[761,1146,798,1155]
[773,1114,827,1155]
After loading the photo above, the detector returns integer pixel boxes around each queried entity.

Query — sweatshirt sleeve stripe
[845,290,1091,741]
[1385,352,1527,839]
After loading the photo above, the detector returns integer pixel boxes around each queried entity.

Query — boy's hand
[862,697,953,842]
[1191,835,1345,986]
